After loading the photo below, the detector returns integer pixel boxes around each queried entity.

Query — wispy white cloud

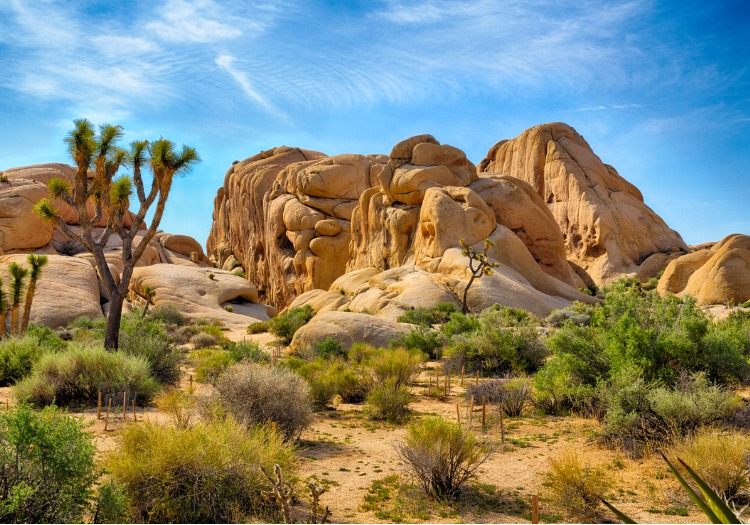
[577,104,643,111]
[215,54,291,122]
[145,0,247,43]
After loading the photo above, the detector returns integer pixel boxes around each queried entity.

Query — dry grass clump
[214,362,312,440]
[465,376,533,417]
[671,429,750,502]
[190,332,217,349]
[105,418,296,523]
[153,388,197,428]
[545,448,613,522]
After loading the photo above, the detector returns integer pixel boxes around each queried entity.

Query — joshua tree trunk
[105,289,125,350]
[0,311,7,339]
[10,306,20,337]
[20,280,37,335]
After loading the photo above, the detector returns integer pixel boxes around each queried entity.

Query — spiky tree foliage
[140,285,156,319]
[0,277,8,339]
[34,119,199,349]
[8,263,29,337]
[20,254,48,335]
[459,238,499,314]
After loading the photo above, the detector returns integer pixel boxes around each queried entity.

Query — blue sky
[1,0,748,248]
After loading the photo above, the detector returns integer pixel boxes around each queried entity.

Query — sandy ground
[0,335,708,524]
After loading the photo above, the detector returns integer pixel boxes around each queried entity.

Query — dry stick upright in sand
[499,407,505,443]
[104,398,112,431]
[122,392,127,420]
[97,391,102,419]
[468,395,475,429]
[532,494,539,523]
[444,374,449,397]
[456,403,461,425]
[482,396,487,429]
[132,399,137,422]
[460,365,465,386]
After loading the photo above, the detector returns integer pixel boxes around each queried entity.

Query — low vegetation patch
[268,304,315,344]
[544,448,612,522]
[106,418,296,523]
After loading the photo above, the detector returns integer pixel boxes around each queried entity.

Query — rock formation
[208,132,599,321]
[658,234,750,305]
[478,123,688,286]
[0,163,268,328]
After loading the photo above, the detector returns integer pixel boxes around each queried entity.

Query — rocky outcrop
[0,254,102,328]
[211,133,598,322]
[478,123,687,286]
[129,264,270,328]
[290,311,411,351]
[658,234,750,304]
[207,146,387,308]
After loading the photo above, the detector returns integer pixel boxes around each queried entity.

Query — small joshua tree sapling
[459,238,499,314]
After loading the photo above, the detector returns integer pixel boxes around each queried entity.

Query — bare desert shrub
[465,376,533,417]
[672,429,750,502]
[396,416,491,500]
[105,418,296,523]
[215,363,312,440]
[545,448,613,522]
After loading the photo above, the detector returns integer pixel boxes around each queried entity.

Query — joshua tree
[0,277,8,339]
[35,119,199,349]
[459,238,499,314]
[140,285,156,319]
[8,262,29,337]
[20,254,48,335]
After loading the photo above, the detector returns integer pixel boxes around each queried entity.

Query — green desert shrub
[226,340,271,363]
[25,323,66,351]
[397,303,458,327]
[390,327,445,359]
[396,416,491,500]
[465,376,533,417]
[0,336,48,386]
[247,321,269,334]
[601,370,742,455]
[15,344,159,407]
[93,479,130,524]
[190,331,217,349]
[268,304,315,344]
[441,311,480,338]
[119,326,184,386]
[444,307,547,376]
[192,349,234,385]
[0,403,99,523]
[290,357,370,408]
[544,305,592,328]
[671,429,750,502]
[308,337,346,360]
[147,303,186,326]
[106,418,296,523]
[545,448,612,522]
[369,347,424,387]
[365,378,412,423]
[215,362,312,440]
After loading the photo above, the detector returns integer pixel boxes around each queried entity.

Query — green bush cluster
[0,336,48,386]
[465,376,533,417]
[389,327,445,359]
[0,403,99,523]
[444,306,547,376]
[396,302,458,327]
[15,344,160,407]
[268,304,315,344]
[106,418,296,523]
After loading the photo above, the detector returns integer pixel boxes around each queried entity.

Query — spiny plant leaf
[599,497,637,524]
[47,177,71,199]
[33,198,59,222]
[676,456,741,524]
[661,452,722,523]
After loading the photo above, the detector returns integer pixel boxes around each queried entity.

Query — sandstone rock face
[290,311,411,351]
[658,234,750,304]
[212,133,599,322]
[0,173,54,252]
[130,264,269,329]
[206,146,387,309]
[0,254,102,328]
[478,123,687,285]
